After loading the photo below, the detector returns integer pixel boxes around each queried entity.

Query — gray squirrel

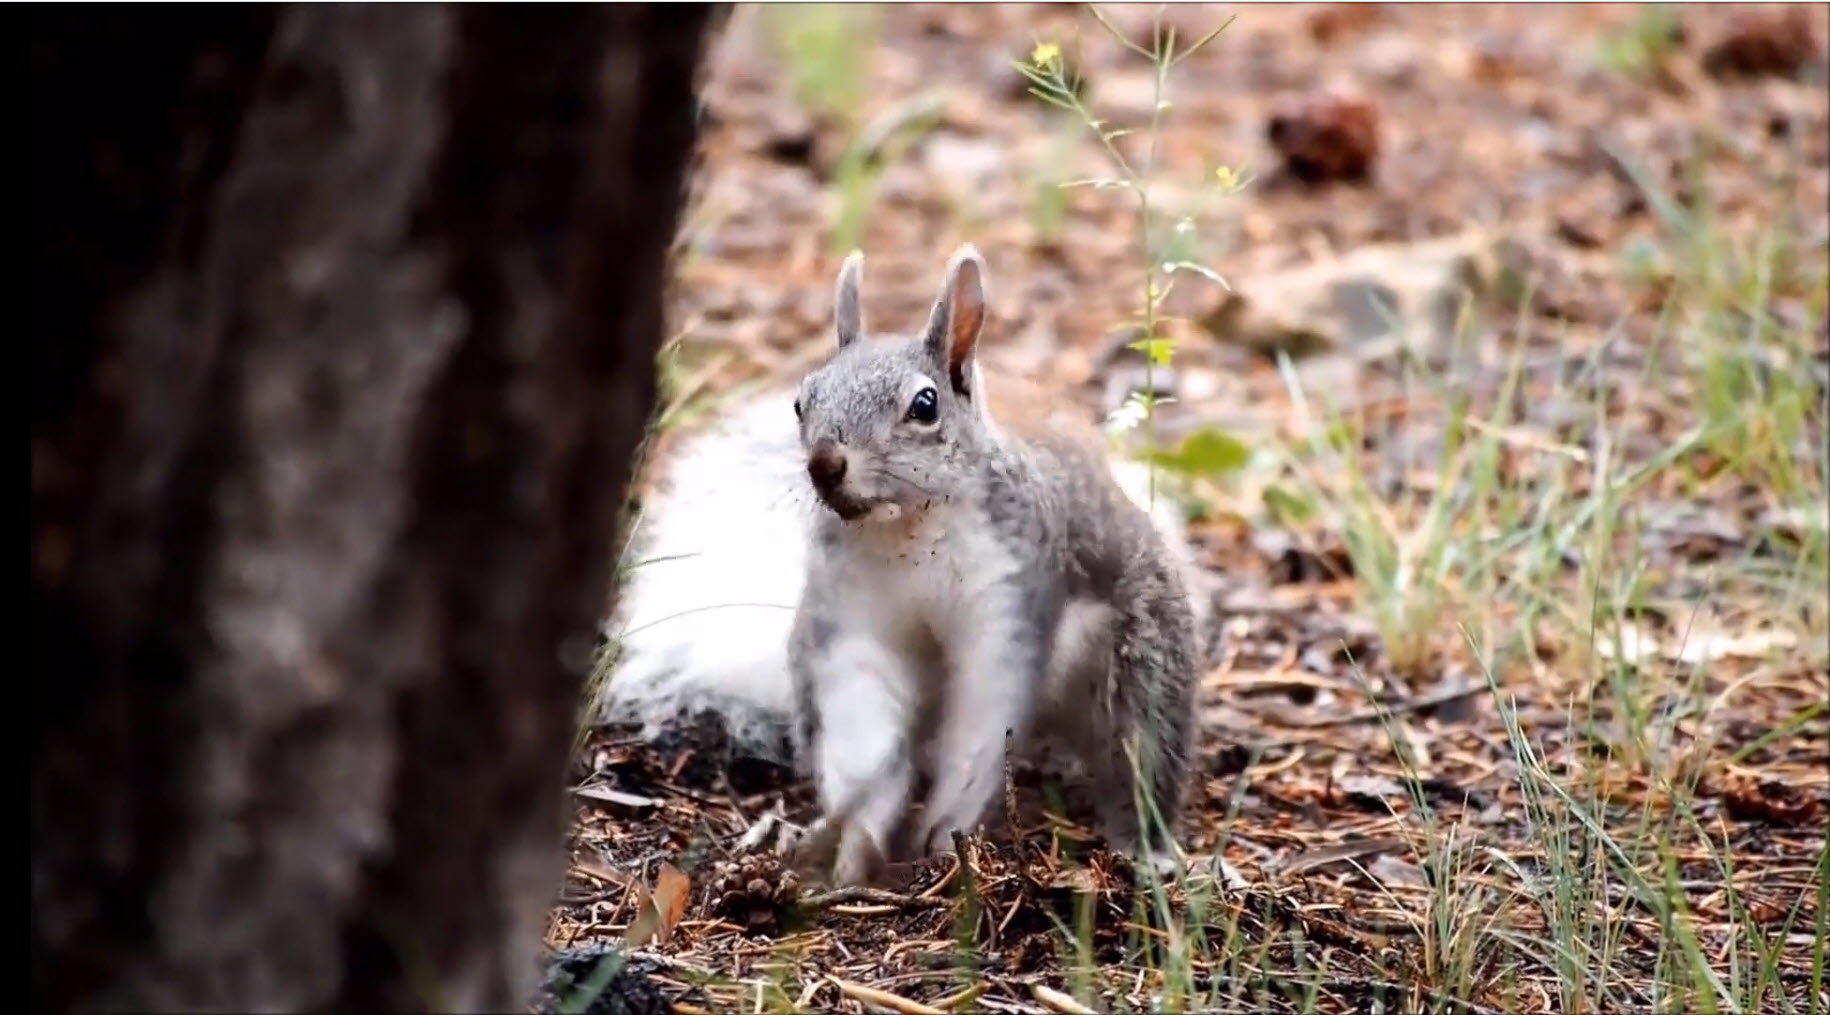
[601,245,1206,885]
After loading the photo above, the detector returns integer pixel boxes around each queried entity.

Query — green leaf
[1262,484,1318,526]
[1146,427,1251,479]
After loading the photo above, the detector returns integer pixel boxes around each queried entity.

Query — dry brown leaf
[1720,778,1823,828]
[622,861,691,947]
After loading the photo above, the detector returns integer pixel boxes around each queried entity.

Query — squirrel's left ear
[924,244,987,398]
[834,250,865,349]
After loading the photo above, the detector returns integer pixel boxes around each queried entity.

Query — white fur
[597,389,1206,761]
[805,630,915,884]
[799,496,1027,875]
[598,391,815,757]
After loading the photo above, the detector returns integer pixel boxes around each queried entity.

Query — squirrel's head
[793,244,996,523]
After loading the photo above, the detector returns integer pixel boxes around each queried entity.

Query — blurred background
[648,2,1826,672]
[563,5,1829,1011]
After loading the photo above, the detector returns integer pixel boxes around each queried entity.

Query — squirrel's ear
[924,244,987,398]
[834,250,865,348]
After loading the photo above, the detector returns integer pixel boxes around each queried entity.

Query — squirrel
[600,245,1207,886]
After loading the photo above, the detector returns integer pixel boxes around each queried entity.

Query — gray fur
[785,246,1200,887]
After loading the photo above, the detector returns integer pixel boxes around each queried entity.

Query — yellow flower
[1214,165,1241,191]
[1030,41,1061,72]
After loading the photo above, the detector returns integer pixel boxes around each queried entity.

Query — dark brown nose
[807,440,847,492]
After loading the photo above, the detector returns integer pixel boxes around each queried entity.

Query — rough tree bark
[30,6,719,1010]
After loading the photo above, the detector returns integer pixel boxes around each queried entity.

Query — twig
[830,976,947,1015]
[799,885,945,911]
[628,949,717,979]
[1030,982,1098,1015]
[952,828,989,946]
[1276,680,1483,729]
[918,852,961,899]
[932,982,990,1011]
[1003,747,1033,873]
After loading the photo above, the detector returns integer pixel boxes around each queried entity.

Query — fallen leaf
[623,861,691,947]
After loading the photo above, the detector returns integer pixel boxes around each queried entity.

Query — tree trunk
[30,6,719,1010]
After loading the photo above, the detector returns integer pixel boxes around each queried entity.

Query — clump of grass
[1265,159,1828,1012]
[826,90,949,255]
[758,3,880,123]
[756,3,949,256]
[1595,4,1686,77]
[1004,8,1827,1007]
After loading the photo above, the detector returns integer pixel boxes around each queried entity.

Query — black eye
[793,399,803,421]
[906,387,938,424]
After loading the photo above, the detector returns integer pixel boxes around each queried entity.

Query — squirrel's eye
[793,399,803,421]
[906,387,939,425]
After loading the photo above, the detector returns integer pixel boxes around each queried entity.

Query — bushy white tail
[596,390,1205,761]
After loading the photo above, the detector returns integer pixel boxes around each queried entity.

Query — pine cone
[708,852,801,935]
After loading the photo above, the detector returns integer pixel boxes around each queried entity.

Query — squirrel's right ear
[834,250,865,349]
[924,244,987,398]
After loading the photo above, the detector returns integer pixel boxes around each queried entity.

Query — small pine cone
[1703,8,1819,80]
[1266,90,1381,184]
[708,852,801,935]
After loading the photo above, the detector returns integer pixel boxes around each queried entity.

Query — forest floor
[546,5,1828,1014]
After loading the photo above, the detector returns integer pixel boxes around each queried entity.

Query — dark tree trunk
[30,6,719,1010]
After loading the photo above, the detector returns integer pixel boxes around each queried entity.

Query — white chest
[818,505,1022,643]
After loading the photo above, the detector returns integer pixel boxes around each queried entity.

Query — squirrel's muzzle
[807,440,849,495]
[807,440,871,520]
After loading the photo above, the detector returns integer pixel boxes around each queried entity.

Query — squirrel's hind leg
[1082,558,1201,872]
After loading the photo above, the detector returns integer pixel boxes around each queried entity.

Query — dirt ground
[544,5,1828,1014]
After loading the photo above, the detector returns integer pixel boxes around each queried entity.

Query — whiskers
[872,467,939,502]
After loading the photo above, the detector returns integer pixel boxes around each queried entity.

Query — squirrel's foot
[784,815,841,875]
[1101,824,1185,883]
[786,814,889,888]
[831,826,888,887]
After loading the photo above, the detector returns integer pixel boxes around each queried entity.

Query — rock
[1353,30,1427,88]
[919,132,1006,193]
[534,945,671,1015]
[1703,8,1822,80]
[1199,231,1500,360]
[1266,90,1381,184]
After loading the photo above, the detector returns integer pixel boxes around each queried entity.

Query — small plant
[1013,10,1243,499]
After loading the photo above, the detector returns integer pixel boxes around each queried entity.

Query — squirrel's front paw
[831,827,888,887]
[787,815,887,888]
[786,815,843,876]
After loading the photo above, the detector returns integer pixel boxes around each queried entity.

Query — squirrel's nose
[807,441,848,492]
